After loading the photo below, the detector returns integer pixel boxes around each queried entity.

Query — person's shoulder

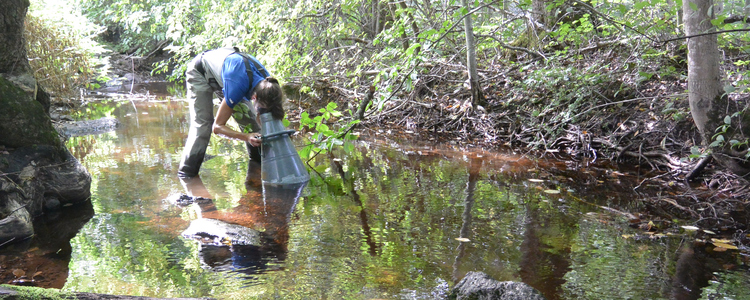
[225,53,245,64]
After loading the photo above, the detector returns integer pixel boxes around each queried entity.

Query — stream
[1,84,749,299]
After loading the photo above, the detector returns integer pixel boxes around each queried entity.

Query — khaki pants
[178,55,261,178]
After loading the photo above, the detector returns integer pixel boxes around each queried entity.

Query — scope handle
[261,130,296,141]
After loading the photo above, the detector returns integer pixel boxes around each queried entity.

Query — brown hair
[254,77,285,120]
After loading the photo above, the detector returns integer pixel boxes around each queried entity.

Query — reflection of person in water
[177,162,303,275]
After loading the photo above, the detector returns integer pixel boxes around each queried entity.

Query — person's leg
[178,58,215,178]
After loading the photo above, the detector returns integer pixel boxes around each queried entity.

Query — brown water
[1,90,749,299]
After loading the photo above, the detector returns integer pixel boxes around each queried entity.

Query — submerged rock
[54,117,120,138]
[182,218,261,246]
[448,271,547,300]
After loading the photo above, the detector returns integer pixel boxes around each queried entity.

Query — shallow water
[2,93,749,299]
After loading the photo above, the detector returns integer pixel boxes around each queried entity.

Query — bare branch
[476,34,545,59]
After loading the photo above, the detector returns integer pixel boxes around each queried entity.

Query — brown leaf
[12,269,25,278]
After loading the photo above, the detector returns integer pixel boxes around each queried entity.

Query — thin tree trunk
[684,0,750,177]
[532,0,548,27]
[398,0,421,55]
[388,2,410,51]
[684,0,724,141]
[461,0,486,107]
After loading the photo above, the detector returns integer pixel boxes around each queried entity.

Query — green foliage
[298,102,360,161]
[24,8,102,100]
[0,285,75,300]
[75,0,170,55]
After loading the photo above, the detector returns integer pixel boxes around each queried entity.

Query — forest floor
[100,47,750,252]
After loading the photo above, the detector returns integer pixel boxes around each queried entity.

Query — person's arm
[212,99,262,147]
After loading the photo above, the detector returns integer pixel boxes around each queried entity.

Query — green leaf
[724,116,732,125]
[299,145,312,160]
[688,2,698,12]
[344,141,355,153]
[419,29,438,38]
[405,43,421,56]
[691,146,701,156]
[724,85,735,94]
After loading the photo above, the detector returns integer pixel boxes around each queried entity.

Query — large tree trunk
[0,0,31,75]
[0,0,93,247]
[0,0,56,147]
[684,0,750,177]
[461,0,486,107]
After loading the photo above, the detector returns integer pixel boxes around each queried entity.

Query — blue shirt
[222,53,268,108]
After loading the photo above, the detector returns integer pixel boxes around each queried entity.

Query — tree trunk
[461,0,486,107]
[684,0,750,177]
[532,0,549,28]
[0,0,92,250]
[0,0,31,75]
[398,0,421,55]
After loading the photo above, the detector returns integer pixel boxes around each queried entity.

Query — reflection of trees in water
[518,192,573,300]
[179,161,305,276]
[671,243,734,300]
[452,157,482,283]
[448,156,573,300]
[330,153,378,256]
[0,200,95,288]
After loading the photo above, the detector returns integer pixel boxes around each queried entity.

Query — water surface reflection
[2,99,747,299]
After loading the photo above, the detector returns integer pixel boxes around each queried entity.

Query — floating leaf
[455,237,470,242]
[711,238,734,244]
[681,225,700,231]
[543,189,560,194]
[711,242,738,250]
[528,179,544,183]
[713,246,728,252]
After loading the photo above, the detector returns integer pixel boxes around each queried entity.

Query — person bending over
[178,47,284,178]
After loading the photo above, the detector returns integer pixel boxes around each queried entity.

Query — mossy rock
[0,76,61,149]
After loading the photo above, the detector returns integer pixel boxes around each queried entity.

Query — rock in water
[447,271,547,300]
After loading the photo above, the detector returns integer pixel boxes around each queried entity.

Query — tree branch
[568,0,656,42]
[277,7,334,22]
[658,29,750,44]
[476,34,545,59]
[724,15,750,24]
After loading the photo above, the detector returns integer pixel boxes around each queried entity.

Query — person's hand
[247,134,261,147]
